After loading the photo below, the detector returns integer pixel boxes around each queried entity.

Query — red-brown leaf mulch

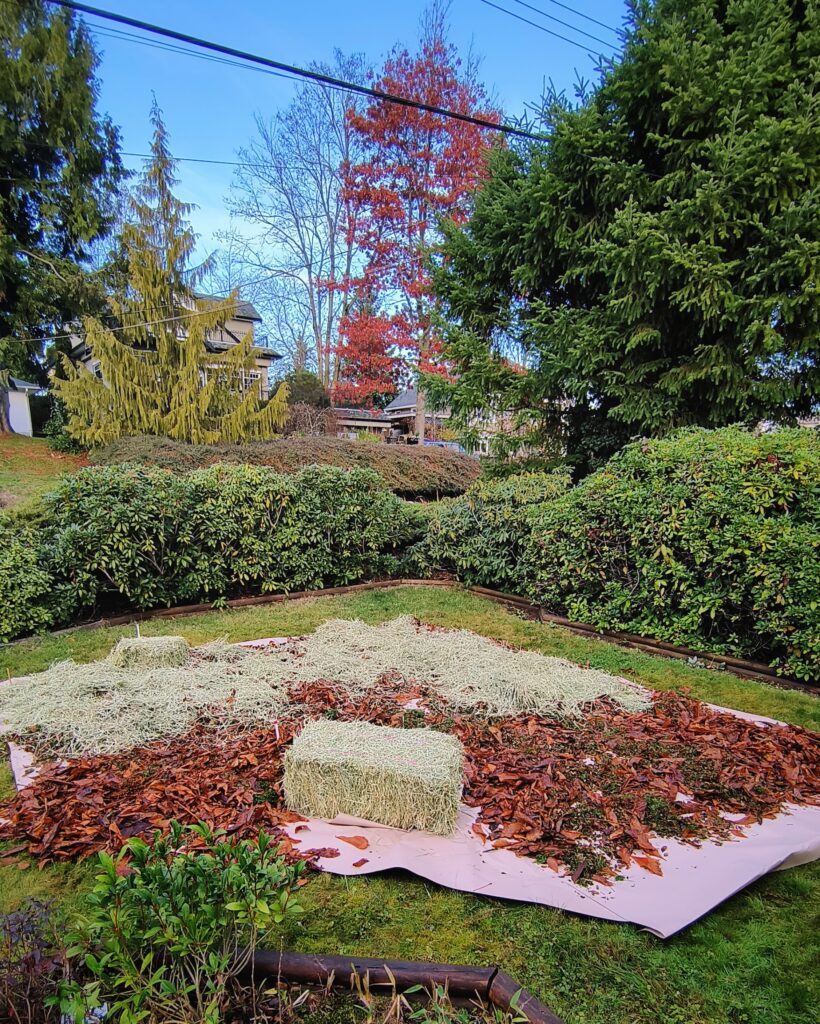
[1,683,817,883]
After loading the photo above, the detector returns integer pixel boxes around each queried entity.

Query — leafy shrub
[523,427,820,679]
[0,517,57,643]
[43,400,84,453]
[42,463,191,618]
[91,434,481,498]
[2,463,422,640]
[415,472,570,591]
[176,464,419,599]
[63,822,303,1023]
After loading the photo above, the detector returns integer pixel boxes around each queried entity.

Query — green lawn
[1,586,818,1024]
[0,433,86,508]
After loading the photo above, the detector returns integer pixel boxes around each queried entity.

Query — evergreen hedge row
[91,435,481,498]
[3,427,818,681]
[416,427,820,680]
[0,463,422,642]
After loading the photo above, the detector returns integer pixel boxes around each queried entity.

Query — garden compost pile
[0,617,649,757]
[1,671,817,883]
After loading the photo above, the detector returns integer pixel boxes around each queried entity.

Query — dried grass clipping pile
[287,617,651,717]
[109,635,189,669]
[284,720,464,835]
[0,617,649,759]
[0,642,292,757]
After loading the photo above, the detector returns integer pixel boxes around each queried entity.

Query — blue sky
[85,0,629,254]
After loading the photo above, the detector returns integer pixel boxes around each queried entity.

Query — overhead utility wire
[478,0,616,52]
[88,24,301,87]
[497,0,618,48]
[519,0,619,34]
[45,0,549,142]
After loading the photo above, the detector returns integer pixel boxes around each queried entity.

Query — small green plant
[43,401,84,454]
[60,821,304,1024]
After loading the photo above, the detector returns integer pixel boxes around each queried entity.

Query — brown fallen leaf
[337,834,369,851]
[633,855,664,876]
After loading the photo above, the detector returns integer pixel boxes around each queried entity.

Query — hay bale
[284,720,463,835]
[110,635,189,669]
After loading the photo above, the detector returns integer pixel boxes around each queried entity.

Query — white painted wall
[8,391,33,436]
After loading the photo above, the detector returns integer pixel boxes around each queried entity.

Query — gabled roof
[9,377,40,393]
[195,293,262,321]
[384,388,417,413]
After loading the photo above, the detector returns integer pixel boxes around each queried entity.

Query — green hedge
[91,435,480,498]
[4,428,818,681]
[522,427,820,679]
[0,463,421,642]
[415,427,820,679]
[415,472,570,591]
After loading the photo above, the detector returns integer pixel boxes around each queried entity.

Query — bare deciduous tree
[222,52,367,389]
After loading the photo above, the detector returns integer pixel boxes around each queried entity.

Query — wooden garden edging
[246,950,565,1024]
[10,578,815,695]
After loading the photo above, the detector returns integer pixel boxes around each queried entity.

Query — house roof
[384,388,417,413]
[9,377,40,393]
[195,294,262,321]
[334,407,392,424]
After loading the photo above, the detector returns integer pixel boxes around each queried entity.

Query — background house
[70,294,280,399]
[5,377,40,436]
[383,388,449,437]
[334,407,392,439]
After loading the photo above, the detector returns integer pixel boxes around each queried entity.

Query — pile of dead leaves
[1,681,817,883]
[0,721,338,867]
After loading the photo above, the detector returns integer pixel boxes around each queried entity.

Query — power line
[45,0,549,142]
[494,0,618,48]
[478,0,614,52]
[88,24,302,88]
[24,296,255,347]
[515,0,619,35]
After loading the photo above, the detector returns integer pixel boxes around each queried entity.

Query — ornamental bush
[415,472,570,591]
[61,823,303,1022]
[0,517,58,643]
[91,434,480,497]
[0,463,421,641]
[522,427,820,679]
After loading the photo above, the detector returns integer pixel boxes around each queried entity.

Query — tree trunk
[414,388,426,441]
[0,388,12,434]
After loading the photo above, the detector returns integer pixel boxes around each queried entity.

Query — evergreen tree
[55,105,288,446]
[0,0,123,412]
[430,0,819,474]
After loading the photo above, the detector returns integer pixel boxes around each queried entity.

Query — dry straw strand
[284,720,464,835]
[0,617,650,757]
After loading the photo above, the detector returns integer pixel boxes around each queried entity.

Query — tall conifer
[56,104,288,445]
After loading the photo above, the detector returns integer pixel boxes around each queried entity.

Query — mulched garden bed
[1,679,817,882]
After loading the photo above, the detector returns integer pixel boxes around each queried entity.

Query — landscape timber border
[6,578,816,695]
[244,950,566,1024]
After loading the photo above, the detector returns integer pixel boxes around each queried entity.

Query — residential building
[5,377,40,436]
[69,294,281,399]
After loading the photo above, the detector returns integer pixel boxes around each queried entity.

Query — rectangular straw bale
[110,635,189,669]
[284,720,464,835]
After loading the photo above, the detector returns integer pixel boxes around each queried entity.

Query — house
[5,377,40,436]
[69,294,281,399]
[383,388,449,437]
[333,407,392,439]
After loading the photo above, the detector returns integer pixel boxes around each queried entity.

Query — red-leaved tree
[333,5,500,423]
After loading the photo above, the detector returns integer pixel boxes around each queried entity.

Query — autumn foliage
[333,10,501,407]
